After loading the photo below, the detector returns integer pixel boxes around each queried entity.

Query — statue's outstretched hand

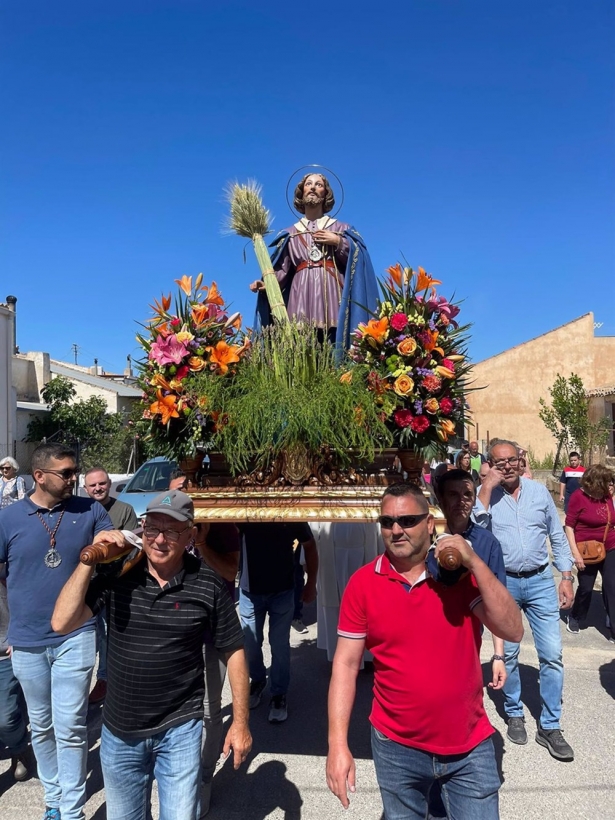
[249,279,265,292]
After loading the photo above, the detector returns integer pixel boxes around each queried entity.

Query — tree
[539,373,610,467]
[26,376,135,472]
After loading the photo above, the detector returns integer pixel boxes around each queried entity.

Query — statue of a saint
[250,172,378,348]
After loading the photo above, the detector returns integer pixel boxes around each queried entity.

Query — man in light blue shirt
[475,440,575,762]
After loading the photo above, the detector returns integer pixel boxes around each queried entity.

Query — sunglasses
[0,466,13,471]
[40,468,80,481]
[378,513,429,530]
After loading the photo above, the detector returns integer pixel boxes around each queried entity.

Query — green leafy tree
[26,376,135,472]
[539,374,610,466]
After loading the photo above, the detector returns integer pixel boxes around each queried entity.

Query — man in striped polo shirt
[52,490,251,820]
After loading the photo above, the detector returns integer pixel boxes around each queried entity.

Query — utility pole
[71,343,80,365]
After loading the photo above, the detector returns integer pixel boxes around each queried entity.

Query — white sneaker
[291,619,308,634]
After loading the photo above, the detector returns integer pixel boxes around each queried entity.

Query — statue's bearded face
[302,174,326,207]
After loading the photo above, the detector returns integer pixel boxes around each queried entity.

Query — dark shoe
[43,809,61,820]
[268,694,288,723]
[566,615,580,634]
[506,717,528,745]
[11,751,31,781]
[249,678,266,709]
[89,679,107,703]
[535,727,574,761]
[291,619,309,634]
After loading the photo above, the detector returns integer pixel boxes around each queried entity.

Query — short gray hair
[0,456,19,471]
[487,439,519,461]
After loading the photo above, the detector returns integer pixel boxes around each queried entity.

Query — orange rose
[340,371,353,384]
[424,398,439,415]
[188,356,206,372]
[393,375,414,396]
[397,338,417,356]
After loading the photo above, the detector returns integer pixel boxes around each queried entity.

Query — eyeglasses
[378,513,429,530]
[143,525,191,543]
[492,458,519,469]
[40,468,80,481]
[0,466,13,472]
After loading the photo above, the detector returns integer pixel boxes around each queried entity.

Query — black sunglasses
[40,468,80,481]
[378,513,429,530]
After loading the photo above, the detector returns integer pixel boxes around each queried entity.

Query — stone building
[467,313,615,460]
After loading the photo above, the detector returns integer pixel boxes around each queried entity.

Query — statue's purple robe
[272,216,350,329]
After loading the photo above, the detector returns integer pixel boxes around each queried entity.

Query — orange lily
[150,373,174,392]
[149,293,171,316]
[359,317,389,344]
[206,341,242,375]
[422,330,440,353]
[415,267,442,291]
[386,263,403,287]
[205,281,224,306]
[191,304,209,327]
[149,391,180,425]
[175,275,192,296]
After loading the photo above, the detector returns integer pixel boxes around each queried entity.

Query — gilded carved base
[191,485,445,527]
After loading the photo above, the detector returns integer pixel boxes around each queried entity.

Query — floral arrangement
[348,263,471,457]
[136,274,250,460]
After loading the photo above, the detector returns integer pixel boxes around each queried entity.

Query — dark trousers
[572,549,615,637]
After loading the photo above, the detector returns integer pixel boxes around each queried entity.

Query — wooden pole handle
[437,545,462,571]
[80,541,134,566]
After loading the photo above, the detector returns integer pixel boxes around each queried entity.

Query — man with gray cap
[52,490,251,820]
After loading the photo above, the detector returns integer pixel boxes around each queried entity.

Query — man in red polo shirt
[326,483,523,819]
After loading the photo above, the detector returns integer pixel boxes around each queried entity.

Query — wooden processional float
[79,484,463,572]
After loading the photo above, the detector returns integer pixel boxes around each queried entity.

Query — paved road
[2,581,614,820]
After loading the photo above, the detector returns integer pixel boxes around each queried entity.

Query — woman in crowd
[0,457,26,509]
[565,464,615,640]
[454,450,479,486]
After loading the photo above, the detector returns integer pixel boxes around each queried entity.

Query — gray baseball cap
[145,490,194,523]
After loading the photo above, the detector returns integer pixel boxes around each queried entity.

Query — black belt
[506,563,548,579]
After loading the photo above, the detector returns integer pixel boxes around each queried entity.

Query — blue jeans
[101,719,202,820]
[502,567,563,729]
[12,630,96,820]
[239,588,294,696]
[371,726,500,820]
[95,609,108,681]
[0,658,28,754]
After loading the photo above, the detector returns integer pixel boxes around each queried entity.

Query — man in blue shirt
[0,443,122,820]
[427,469,507,689]
[476,440,575,762]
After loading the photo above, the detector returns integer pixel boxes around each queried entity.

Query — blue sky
[2,1,613,376]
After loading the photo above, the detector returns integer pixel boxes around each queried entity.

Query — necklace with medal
[301,217,328,262]
[36,508,66,568]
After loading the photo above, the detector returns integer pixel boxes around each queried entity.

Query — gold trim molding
[191,486,444,525]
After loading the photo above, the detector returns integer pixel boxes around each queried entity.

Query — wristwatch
[561,574,574,582]
[491,655,505,662]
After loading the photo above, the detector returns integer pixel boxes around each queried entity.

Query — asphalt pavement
[1,580,614,820]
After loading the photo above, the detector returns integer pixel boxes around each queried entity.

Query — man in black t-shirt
[238,522,318,723]
[52,490,252,820]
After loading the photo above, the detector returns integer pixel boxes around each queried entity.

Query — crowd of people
[0,440,614,819]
